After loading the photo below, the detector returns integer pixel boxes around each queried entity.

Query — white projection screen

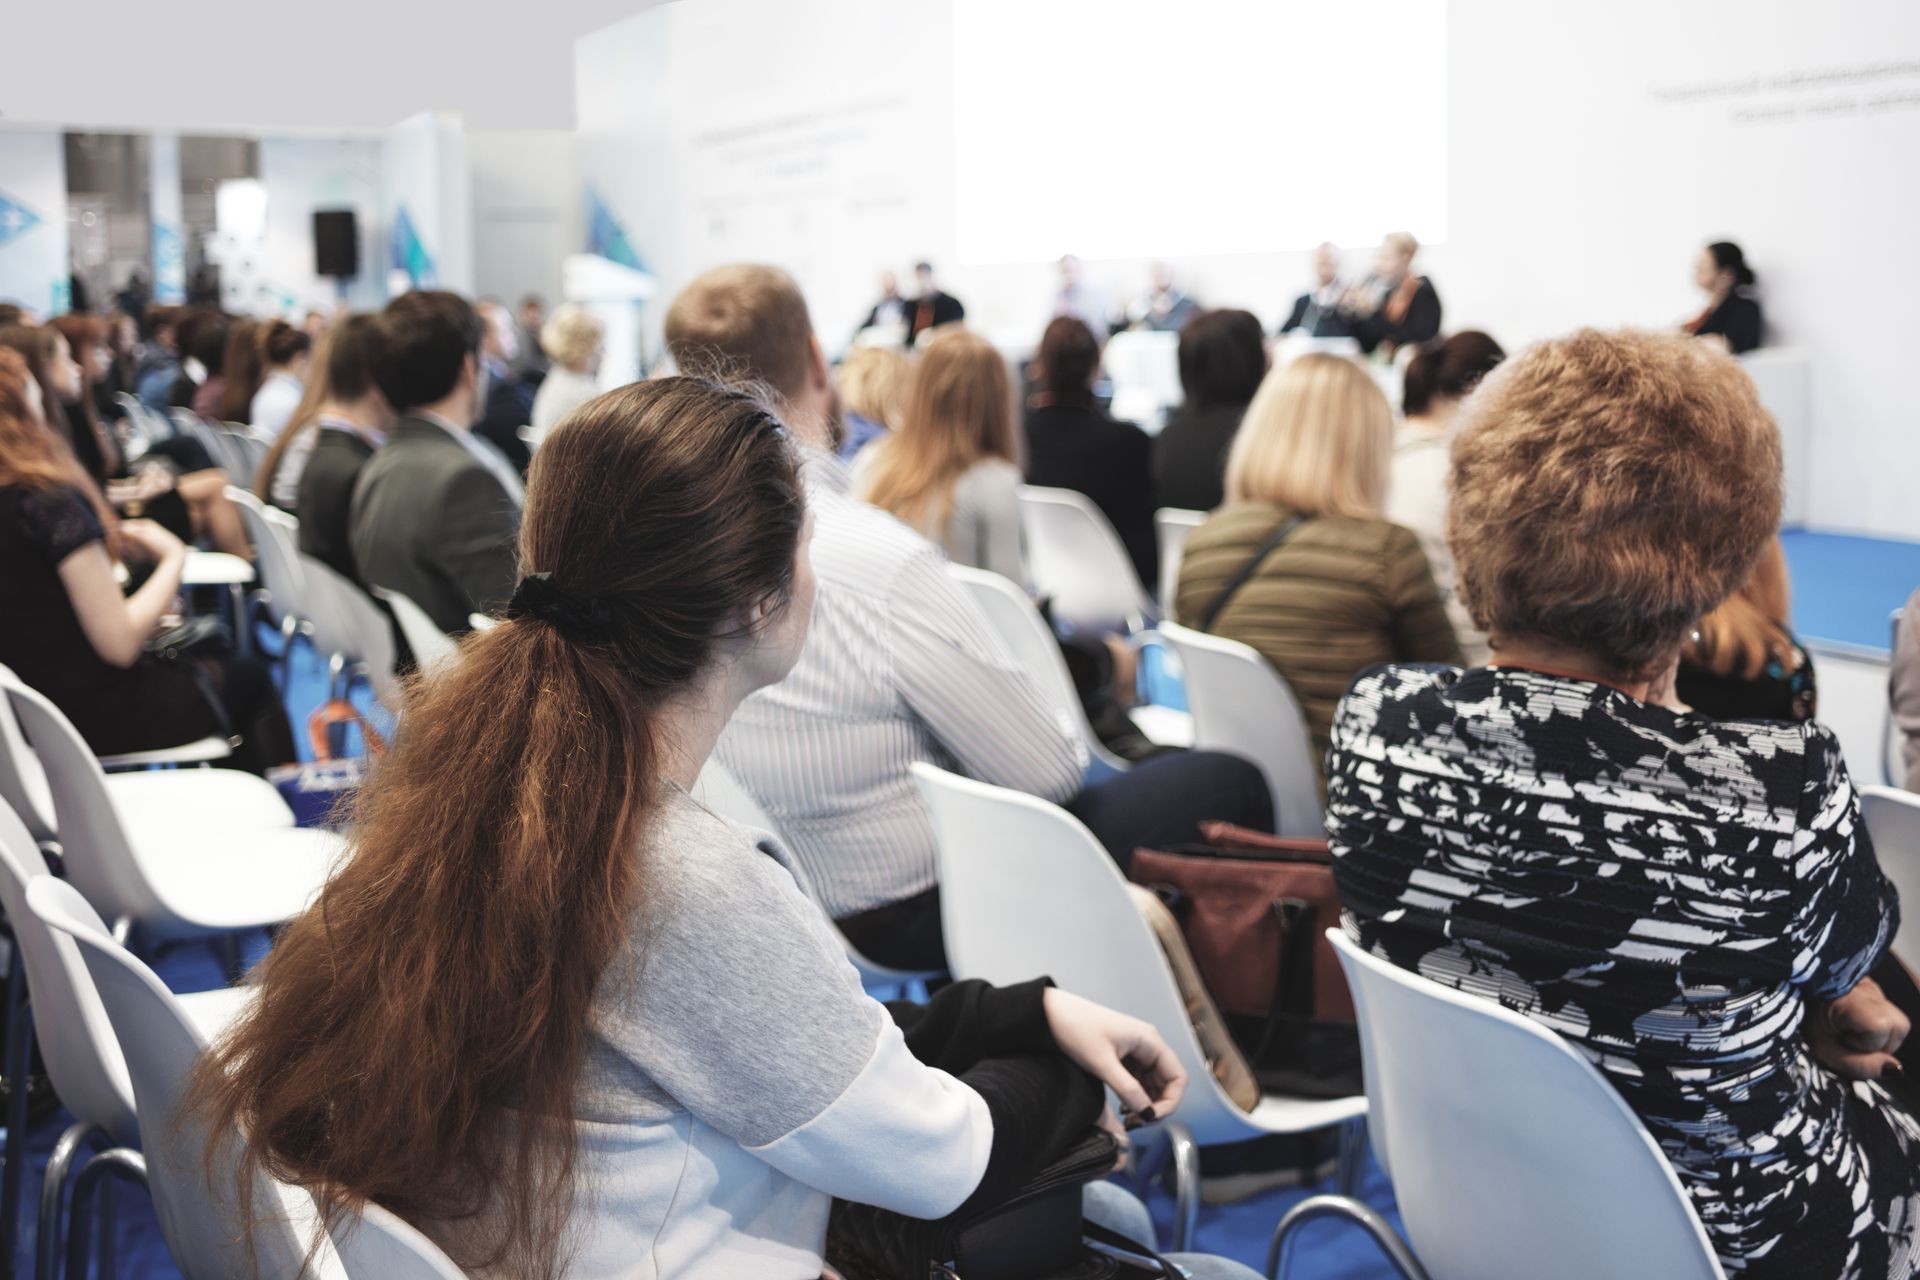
[953,0,1449,264]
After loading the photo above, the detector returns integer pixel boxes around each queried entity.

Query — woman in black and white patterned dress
[1327,329,1920,1280]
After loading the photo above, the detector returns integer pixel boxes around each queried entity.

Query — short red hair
[1448,329,1781,673]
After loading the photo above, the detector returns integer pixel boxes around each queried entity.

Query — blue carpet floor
[1781,528,1920,652]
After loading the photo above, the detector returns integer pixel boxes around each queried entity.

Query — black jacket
[1152,402,1247,514]
[1692,291,1763,355]
[297,426,377,584]
[1348,277,1442,354]
[473,370,535,475]
[907,291,965,345]
[1023,403,1158,588]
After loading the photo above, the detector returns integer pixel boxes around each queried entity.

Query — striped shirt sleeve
[886,546,1087,803]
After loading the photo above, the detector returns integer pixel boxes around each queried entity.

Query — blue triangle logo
[586,186,645,273]
[0,191,42,248]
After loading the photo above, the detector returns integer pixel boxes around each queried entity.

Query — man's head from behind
[664,264,834,448]
[373,290,484,422]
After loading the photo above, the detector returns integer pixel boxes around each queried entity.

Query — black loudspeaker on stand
[312,209,359,280]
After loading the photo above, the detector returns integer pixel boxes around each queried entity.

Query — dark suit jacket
[1023,403,1158,589]
[1349,277,1442,355]
[348,415,520,632]
[297,426,377,584]
[907,291,966,345]
[473,364,535,475]
[1152,402,1247,514]
[1279,292,1353,338]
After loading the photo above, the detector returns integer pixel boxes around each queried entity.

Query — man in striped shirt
[667,265,1270,969]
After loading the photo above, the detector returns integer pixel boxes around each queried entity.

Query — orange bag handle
[306,698,387,761]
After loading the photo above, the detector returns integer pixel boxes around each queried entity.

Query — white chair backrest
[1017,485,1154,633]
[328,1201,464,1279]
[371,587,459,673]
[467,613,499,632]
[912,763,1252,1144]
[1862,785,1920,967]
[0,671,159,927]
[298,555,401,707]
[0,800,138,1141]
[947,565,1125,774]
[0,662,56,841]
[1153,621,1322,838]
[1330,931,1725,1280]
[1153,507,1206,608]
[28,877,342,1278]
[227,485,310,623]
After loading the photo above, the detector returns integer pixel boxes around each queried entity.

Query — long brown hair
[187,376,804,1277]
[46,313,123,478]
[215,318,262,423]
[1685,536,1797,680]
[0,347,122,558]
[857,326,1016,531]
[252,315,382,499]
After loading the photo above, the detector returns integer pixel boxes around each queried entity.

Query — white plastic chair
[298,554,401,709]
[328,1201,465,1279]
[693,760,945,992]
[1153,622,1322,838]
[1266,931,1726,1280]
[1861,785,1920,968]
[0,671,342,940]
[28,876,346,1279]
[947,565,1128,775]
[371,586,460,674]
[912,763,1364,1252]
[0,665,286,849]
[0,802,254,1278]
[1154,507,1207,609]
[227,485,315,652]
[468,613,499,632]
[1018,485,1156,634]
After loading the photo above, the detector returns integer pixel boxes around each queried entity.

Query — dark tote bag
[1130,822,1361,1100]
[266,700,385,829]
[825,1132,1177,1279]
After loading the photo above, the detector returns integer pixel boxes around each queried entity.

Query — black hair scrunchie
[506,572,615,638]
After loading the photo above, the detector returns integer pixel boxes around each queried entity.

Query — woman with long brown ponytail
[189,376,1199,1279]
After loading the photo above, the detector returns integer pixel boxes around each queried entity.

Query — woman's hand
[1043,987,1187,1122]
[119,518,187,566]
[1808,977,1908,1081]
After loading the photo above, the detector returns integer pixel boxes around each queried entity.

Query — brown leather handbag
[1129,821,1359,1098]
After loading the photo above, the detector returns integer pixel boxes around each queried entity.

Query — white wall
[258,136,386,315]
[577,0,1920,538]
[468,130,580,308]
[381,113,474,296]
[0,128,70,316]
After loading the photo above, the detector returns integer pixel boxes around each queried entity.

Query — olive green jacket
[1173,503,1462,780]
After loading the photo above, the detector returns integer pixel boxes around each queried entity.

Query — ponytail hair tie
[507,572,615,638]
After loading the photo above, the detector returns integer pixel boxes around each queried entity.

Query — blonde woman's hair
[836,346,911,428]
[855,327,1015,532]
[539,304,604,372]
[1223,353,1392,517]
[1684,536,1797,680]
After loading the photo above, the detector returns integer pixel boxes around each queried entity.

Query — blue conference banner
[586,186,646,273]
[388,206,437,288]
[0,190,42,249]
[152,222,186,304]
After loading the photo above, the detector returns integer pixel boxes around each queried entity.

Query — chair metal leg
[1266,1194,1430,1280]
[38,1121,105,1280]
[64,1149,145,1280]
[1165,1121,1200,1254]
[1335,1116,1366,1198]
[2,956,32,1274]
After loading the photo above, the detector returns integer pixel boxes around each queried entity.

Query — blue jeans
[1082,1180,1264,1280]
